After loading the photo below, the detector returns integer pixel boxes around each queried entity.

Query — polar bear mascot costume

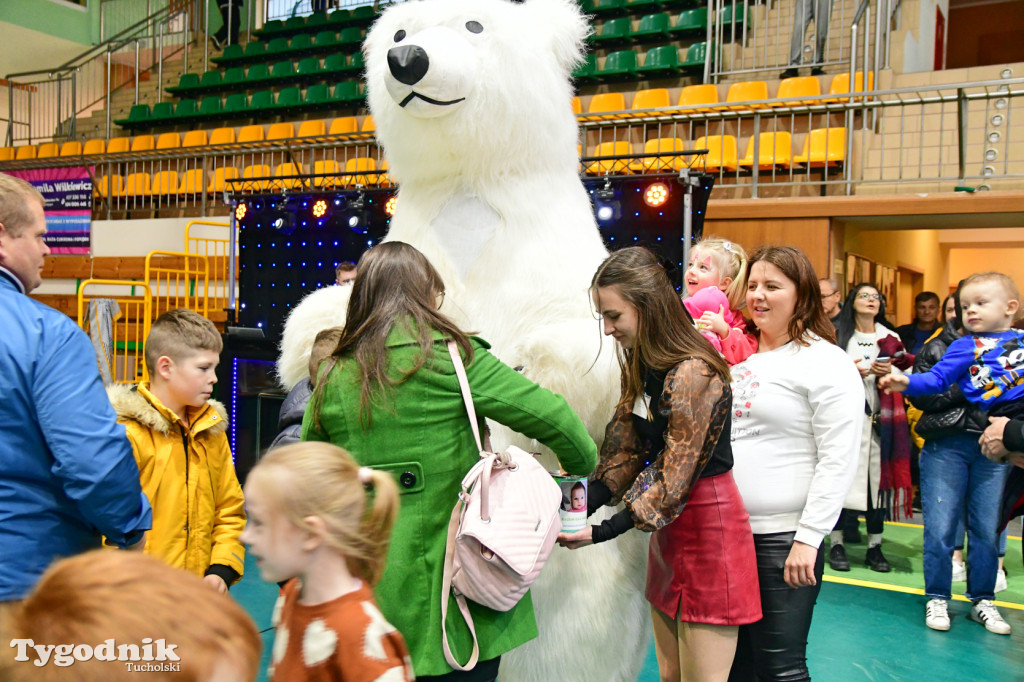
[278,0,650,679]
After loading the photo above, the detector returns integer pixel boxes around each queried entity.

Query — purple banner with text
[6,167,93,254]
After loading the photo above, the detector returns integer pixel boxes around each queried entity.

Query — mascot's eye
[466,21,483,33]
[394,29,406,41]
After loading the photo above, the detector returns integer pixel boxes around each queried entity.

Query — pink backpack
[440,341,563,671]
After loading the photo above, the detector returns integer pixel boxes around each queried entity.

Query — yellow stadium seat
[156,132,181,150]
[60,141,83,156]
[693,135,738,172]
[107,137,131,154]
[182,130,209,147]
[124,172,152,196]
[94,174,125,198]
[793,127,846,167]
[37,143,59,159]
[344,157,378,186]
[571,96,582,115]
[83,139,107,155]
[209,166,240,193]
[587,92,627,118]
[209,128,236,146]
[238,125,265,144]
[15,145,37,160]
[274,162,305,190]
[241,164,273,191]
[130,135,155,152]
[377,159,392,186]
[723,81,769,110]
[179,169,207,195]
[361,116,376,134]
[586,141,634,174]
[267,122,295,141]
[773,76,822,105]
[329,117,358,135]
[825,71,875,103]
[678,84,719,111]
[297,120,327,138]
[738,132,793,170]
[631,88,671,112]
[313,159,342,188]
[630,137,687,173]
[151,170,179,195]
[0,147,14,161]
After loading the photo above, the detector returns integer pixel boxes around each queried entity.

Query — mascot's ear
[523,0,591,73]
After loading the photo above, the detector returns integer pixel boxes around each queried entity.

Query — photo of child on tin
[563,481,587,512]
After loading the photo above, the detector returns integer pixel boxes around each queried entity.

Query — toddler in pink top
[682,237,758,365]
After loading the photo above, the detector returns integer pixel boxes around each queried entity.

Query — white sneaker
[951,559,966,582]
[970,600,1012,635]
[995,569,1008,593]
[925,598,950,631]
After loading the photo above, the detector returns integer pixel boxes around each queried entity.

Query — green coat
[301,328,597,677]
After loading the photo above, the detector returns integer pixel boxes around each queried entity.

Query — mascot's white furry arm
[362,1,650,680]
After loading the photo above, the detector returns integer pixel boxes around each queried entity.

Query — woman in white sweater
[828,283,904,574]
[728,246,864,682]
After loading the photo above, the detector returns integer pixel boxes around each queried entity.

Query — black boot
[829,544,851,571]
[866,545,891,572]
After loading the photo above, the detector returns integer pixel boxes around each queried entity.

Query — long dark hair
[591,247,731,411]
[745,245,836,346]
[834,282,895,350]
[310,241,473,429]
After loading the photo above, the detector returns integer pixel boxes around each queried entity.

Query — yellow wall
[948,248,1024,293]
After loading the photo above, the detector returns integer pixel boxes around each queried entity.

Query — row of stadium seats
[167,53,365,99]
[575,43,707,82]
[255,6,378,40]
[212,28,366,68]
[590,8,724,46]
[584,128,846,174]
[93,158,389,199]
[581,0,705,15]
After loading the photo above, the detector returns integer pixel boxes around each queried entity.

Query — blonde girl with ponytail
[241,441,413,681]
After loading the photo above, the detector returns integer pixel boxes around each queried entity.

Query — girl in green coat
[302,241,598,681]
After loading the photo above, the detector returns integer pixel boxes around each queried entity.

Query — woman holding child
[559,246,761,682]
[302,241,597,681]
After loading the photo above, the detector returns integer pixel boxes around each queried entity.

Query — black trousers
[729,531,824,682]
[835,481,886,536]
[417,656,500,682]
[214,0,242,46]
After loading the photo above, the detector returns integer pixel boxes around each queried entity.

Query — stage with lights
[223,171,713,478]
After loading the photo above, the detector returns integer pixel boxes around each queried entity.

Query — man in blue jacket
[0,173,152,606]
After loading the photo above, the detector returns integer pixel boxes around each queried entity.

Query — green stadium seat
[126,104,151,123]
[591,18,631,47]
[331,81,363,104]
[573,53,599,84]
[266,37,290,56]
[199,70,222,89]
[328,9,350,25]
[338,27,363,47]
[222,66,245,88]
[592,0,627,17]
[242,41,266,62]
[627,0,660,9]
[599,49,638,80]
[284,16,306,33]
[305,83,331,107]
[314,30,338,49]
[297,56,322,80]
[638,45,682,76]
[289,33,312,54]
[324,53,348,75]
[350,6,376,25]
[670,8,708,36]
[217,43,243,62]
[274,86,302,112]
[170,72,199,94]
[247,63,271,84]
[306,12,329,30]
[174,98,198,120]
[270,60,296,82]
[348,51,365,73]
[249,90,276,112]
[151,101,175,121]
[720,3,747,27]
[579,0,596,13]
[198,96,223,117]
[680,41,708,69]
[633,12,671,40]
[223,92,248,116]
[259,19,285,36]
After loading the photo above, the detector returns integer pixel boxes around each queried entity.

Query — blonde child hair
[247,441,399,585]
[691,236,749,310]
[962,271,1022,321]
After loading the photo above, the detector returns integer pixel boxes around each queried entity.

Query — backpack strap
[440,495,480,671]
[448,340,485,452]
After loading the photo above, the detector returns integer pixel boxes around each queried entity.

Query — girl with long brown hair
[559,246,761,682]
[303,241,597,681]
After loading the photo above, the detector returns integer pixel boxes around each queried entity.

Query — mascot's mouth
[399,91,466,108]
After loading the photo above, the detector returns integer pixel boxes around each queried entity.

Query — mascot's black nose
[388,44,430,86]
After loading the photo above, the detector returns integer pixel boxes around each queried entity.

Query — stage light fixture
[349,190,366,211]
[312,199,328,218]
[595,178,615,201]
[385,195,398,216]
[235,202,247,221]
[643,182,669,208]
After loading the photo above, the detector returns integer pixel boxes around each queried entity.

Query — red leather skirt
[646,470,762,625]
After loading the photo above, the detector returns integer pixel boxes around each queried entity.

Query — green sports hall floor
[233,518,1024,681]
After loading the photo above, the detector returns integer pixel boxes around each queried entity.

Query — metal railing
[77,279,153,384]
[708,0,891,84]
[264,0,379,22]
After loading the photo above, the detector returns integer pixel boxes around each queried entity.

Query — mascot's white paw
[364,0,652,680]
[276,284,351,390]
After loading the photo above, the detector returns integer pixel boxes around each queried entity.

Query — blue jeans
[921,432,1010,601]
[954,515,1008,556]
